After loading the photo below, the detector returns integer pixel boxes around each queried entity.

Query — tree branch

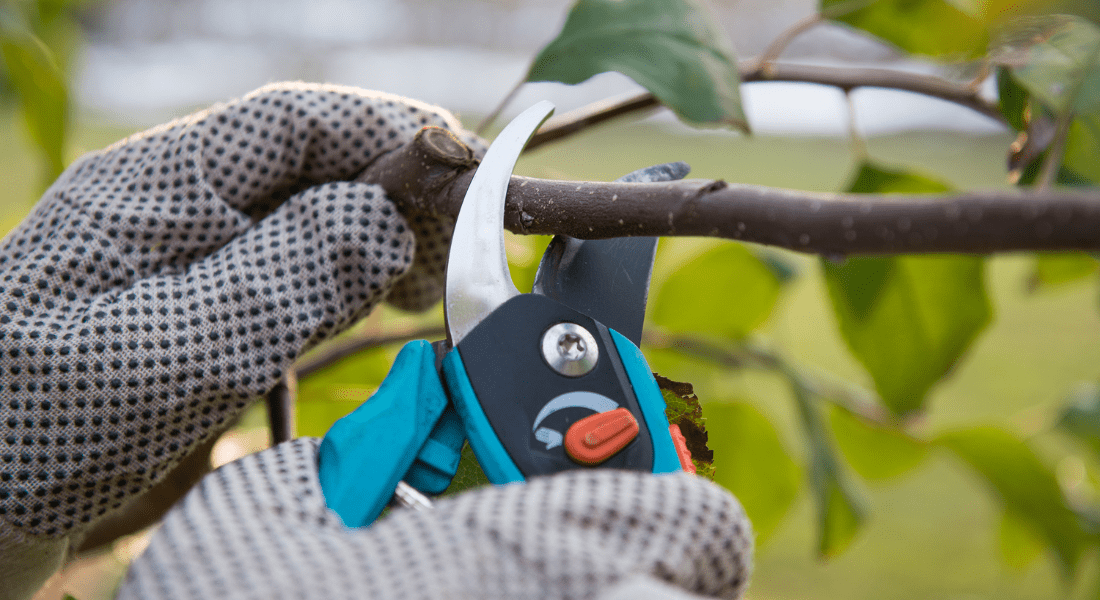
[526,62,1004,151]
[361,133,1100,255]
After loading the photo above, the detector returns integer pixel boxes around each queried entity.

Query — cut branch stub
[357,126,479,216]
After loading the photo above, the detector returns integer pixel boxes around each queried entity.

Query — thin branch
[754,13,825,72]
[294,325,447,379]
[643,329,897,428]
[526,61,1004,151]
[1036,110,1074,191]
[477,80,524,135]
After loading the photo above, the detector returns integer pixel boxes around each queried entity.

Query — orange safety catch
[669,424,696,474]
[564,407,640,466]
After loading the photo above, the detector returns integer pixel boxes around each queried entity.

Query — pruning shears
[317,102,696,528]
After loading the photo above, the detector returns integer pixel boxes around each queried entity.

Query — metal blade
[531,162,690,346]
[445,101,555,346]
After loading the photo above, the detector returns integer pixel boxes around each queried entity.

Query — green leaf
[1055,382,1100,456]
[939,427,1088,576]
[824,254,990,414]
[1029,252,1099,291]
[656,375,714,479]
[821,0,987,58]
[651,243,781,339]
[0,7,68,182]
[528,0,747,130]
[825,163,990,415]
[706,401,800,545]
[846,161,953,194]
[993,15,1100,117]
[999,509,1047,572]
[790,381,869,558]
[1062,114,1100,183]
[828,405,929,481]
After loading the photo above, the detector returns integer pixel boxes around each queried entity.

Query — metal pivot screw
[542,322,599,377]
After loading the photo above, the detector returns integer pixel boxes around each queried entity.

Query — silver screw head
[541,322,599,377]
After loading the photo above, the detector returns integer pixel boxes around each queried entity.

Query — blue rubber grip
[442,349,524,484]
[609,329,682,474]
[318,340,449,528]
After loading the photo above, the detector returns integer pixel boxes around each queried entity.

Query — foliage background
[4,0,1100,599]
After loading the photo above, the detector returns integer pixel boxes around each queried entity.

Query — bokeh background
[3,1,1100,599]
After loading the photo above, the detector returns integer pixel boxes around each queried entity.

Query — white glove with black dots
[0,83,753,600]
[0,82,480,599]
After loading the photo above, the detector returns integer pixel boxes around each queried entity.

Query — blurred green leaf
[706,401,800,544]
[993,15,1100,117]
[0,5,69,182]
[1062,114,1100,183]
[940,427,1088,576]
[828,406,928,481]
[528,0,747,130]
[825,163,990,415]
[790,380,869,558]
[296,346,393,437]
[824,254,990,415]
[1055,383,1100,456]
[846,161,953,194]
[1029,252,1099,291]
[821,0,987,57]
[652,243,781,339]
[999,509,1047,572]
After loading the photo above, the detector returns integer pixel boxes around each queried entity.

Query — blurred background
[4,1,1100,599]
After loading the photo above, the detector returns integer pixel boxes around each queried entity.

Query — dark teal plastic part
[317,340,449,528]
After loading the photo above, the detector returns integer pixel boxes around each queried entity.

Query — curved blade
[445,101,555,345]
[532,162,690,346]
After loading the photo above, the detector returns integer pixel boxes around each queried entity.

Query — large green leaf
[706,401,801,545]
[0,6,68,182]
[828,405,928,481]
[528,0,747,130]
[821,0,987,57]
[939,427,1088,576]
[824,163,991,415]
[652,243,782,339]
[998,509,1047,572]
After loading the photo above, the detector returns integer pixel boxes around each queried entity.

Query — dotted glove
[0,82,482,600]
[118,439,754,600]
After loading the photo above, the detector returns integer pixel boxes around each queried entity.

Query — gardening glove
[0,82,484,600]
[117,438,754,600]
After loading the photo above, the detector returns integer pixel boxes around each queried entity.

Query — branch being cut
[526,62,1004,151]
[361,130,1100,255]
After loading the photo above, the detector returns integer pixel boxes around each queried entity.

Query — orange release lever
[564,408,639,466]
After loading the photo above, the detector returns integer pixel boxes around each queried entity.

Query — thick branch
[527,62,1003,151]
[363,135,1100,255]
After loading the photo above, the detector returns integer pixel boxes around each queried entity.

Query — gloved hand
[117,439,754,600]
[0,82,483,600]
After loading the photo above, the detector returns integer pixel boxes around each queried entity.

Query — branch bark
[362,131,1100,255]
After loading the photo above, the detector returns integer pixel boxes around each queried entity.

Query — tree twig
[478,80,525,135]
[294,325,447,379]
[753,13,825,72]
[643,329,898,429]
[525,61,1005,152]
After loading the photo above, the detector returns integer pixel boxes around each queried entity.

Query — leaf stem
[1036,110,1074,191]
[753,13,824,72]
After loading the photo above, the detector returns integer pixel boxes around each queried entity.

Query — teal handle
[318,340,452,528]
